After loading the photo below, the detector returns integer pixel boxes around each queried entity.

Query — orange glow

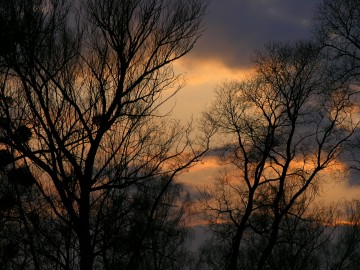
[332,220,360,226]
[187,157,220,173]
[179,150,360,202]
[174,57,253,86]
[180,156,221,187]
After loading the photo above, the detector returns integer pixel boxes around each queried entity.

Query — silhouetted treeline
[2,0,360,270]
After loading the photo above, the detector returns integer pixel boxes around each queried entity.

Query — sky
[169,0,320,119]
[168,0,360,204]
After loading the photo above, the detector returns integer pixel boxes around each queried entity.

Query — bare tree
[315,0,360,84]
[315,0,360,185]
[198,198,335,270]
[200,41,359,270]
[0,0,209,269]
[100,177,193,270]
[326,200,360,270]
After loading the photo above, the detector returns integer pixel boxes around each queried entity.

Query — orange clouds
[159,57,253,121]
[178,149,360,205]
[174,57,253,86]
[180,156,220,187]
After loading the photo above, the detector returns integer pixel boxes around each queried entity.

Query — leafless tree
[99,177,193,270]
[315,0,360,182]
[199,41,359,270]
[0,0,209,269]
[326,200,360,270]
[198,198,335,270]
[315,0,360,84]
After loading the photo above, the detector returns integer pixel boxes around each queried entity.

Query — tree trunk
[78,185,94,270]
[228,228,243,270]
[227,205,254,270]
[256,219,280,270]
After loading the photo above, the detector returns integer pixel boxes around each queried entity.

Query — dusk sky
[170,0,320,120]
[171,0,360,204]
[7,1,360,267]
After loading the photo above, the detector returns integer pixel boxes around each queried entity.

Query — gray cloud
[191,0,321,69]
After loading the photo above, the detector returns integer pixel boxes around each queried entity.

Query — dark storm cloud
[192,0,321,68]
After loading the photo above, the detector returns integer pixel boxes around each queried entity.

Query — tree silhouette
[199,41,359,270]
[0,0,209,269]
[315,0,360,84]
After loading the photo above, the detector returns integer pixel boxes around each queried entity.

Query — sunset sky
[170,0,360,203]
[170,0,320,120]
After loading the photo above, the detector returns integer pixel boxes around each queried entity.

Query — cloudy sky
[169,0,320,119]
[171,0,360,204]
